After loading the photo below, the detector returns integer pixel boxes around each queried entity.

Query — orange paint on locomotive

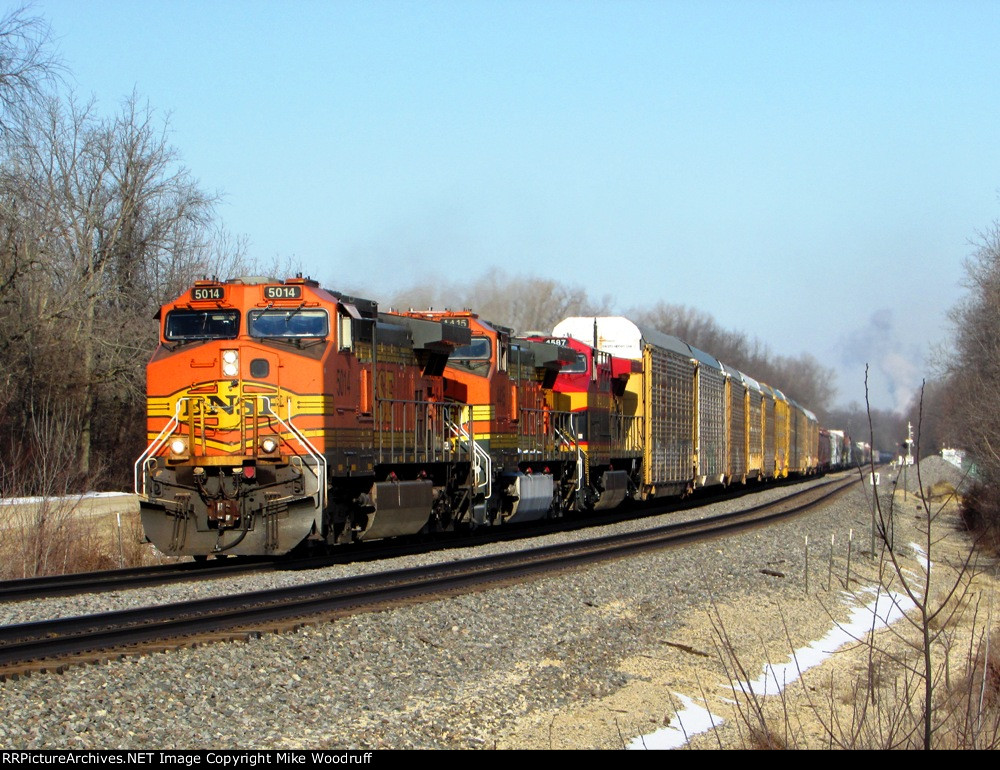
[391,310,523,458]
[138,277,459,556]
[150,281,333,459]
[147,281,447,465]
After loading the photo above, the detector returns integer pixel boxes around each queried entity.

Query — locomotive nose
[224,346,280,386]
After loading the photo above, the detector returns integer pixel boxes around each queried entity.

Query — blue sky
[32,0,1000,412]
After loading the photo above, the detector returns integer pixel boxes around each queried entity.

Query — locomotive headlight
[260,437,279,454]
[222,349,239,377]
[169,438,188,456]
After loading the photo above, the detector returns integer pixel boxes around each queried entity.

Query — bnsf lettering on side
[191,287,224,301]
[265,286,302,299]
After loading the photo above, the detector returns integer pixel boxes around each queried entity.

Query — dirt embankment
[500,462,1000,750]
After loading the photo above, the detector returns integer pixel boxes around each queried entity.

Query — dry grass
[0,496,163,578]
[709,483,1000,750]
[0,398,166,578]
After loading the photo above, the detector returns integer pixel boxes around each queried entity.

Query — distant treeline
[385,269,839,422]
[386,273,950,459]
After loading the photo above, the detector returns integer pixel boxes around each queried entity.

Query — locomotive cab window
[450,336,492,374]
[165,310,240,341]
[248,309,329,338]
[561,352,588,374]
[338,313,353,351]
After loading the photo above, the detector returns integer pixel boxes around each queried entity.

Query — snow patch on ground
[0,491,132,506]
[627,692,724,750]
[734,588,917,698]
[630,581,924,749]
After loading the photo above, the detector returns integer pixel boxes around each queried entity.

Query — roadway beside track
[0,492,138,526]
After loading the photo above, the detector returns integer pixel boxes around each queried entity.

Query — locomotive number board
[191,287,224,301]
[264,285,302,300]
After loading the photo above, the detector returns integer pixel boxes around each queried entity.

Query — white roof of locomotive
[553,316,692,361]
[552,316,726,377]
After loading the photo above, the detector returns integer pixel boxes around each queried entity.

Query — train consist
[136,275,825,558]
[818,429,868,472]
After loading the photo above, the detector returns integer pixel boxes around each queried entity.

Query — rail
[0,475,857,680]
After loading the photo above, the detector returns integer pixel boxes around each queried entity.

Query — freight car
[135,276,821,558]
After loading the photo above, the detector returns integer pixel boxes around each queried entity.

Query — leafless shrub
[0,395,111,577]
[959,485,1000,557]
[708,604,806,750]
[706,376,1000,750]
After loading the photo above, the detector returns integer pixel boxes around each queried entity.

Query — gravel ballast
[0,465,983,749]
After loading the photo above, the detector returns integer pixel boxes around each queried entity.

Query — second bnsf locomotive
[135,275,820,557]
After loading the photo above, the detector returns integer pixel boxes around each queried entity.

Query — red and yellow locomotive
[523,332,643,510]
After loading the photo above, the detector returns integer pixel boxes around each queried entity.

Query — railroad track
[0,474,857,680]
[0,473,845,603]
[0,558,279,603]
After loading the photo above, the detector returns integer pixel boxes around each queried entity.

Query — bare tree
[386,273,838,416]
[0,7,303,495]
[936,221,1000,543]
[0,91,232,485]
[0,5,61,134]
[388,268,612,333]
[948,223,1000,485]
[631,300,838,416]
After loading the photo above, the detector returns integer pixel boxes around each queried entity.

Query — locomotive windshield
[561,352,587,374]
[449,336,492,374]
[248,309,329,338]
[451,336,490,359]
[165,310,240,341]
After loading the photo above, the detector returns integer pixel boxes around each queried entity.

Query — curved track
[1,474,845,602]
[0,475,857,680]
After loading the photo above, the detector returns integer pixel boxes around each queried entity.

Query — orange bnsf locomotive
[135,276,820,558]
